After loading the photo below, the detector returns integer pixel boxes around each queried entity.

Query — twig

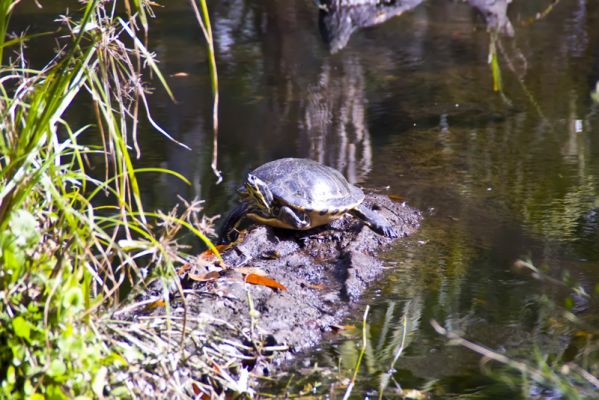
[343,305,369,400]
[431,319,545,382]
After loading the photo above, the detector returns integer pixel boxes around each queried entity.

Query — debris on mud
[113,194,420,396]
[187,194,421,353]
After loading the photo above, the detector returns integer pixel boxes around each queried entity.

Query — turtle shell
[248,158,364,214]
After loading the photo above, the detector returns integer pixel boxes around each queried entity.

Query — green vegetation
[0,1,229,398]
[434,259,599,399]
[2,0,596,398]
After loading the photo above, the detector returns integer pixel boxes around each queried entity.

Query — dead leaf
[191,382,201,396]
[400,389,428,399]
[211,361,222,374]
[142,300,166,312]
[177,263,192,276]
[574,330,593,338]
[305,282,326,290]
[244,273,287,291]
[189,270,221,282]
[236,267,268,276]
[199,244,229,261]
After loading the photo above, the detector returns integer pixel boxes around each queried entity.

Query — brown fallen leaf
[191,382,201,396]
[305,282,326,290]
[211,361,224,374]
[189,270,221,282]
[191,382,211,400]
[400,389,428,399]
[236,266,268,276]
[199,244,230,261]
[142,299,166,312]
[244,273,287,291]
[177,263,192,276]
[574,330,593,339]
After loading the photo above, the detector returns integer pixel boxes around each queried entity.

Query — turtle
[220,158,399,242]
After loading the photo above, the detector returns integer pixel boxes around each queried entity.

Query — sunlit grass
[258,300,427,399]
[0,1,240,398]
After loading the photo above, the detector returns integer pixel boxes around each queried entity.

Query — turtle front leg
[350,204,399,238]
[276,206,310,230]
[247,205,311,230]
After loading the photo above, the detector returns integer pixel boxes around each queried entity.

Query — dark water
[16,0,599,397]
[151,1,599,397]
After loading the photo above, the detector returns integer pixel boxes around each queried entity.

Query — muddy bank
[119,193,421,396]
[182,194,421,356]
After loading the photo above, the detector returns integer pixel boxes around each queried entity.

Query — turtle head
[245,174,273,213]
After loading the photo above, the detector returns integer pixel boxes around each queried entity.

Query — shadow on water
[13,0,599,397]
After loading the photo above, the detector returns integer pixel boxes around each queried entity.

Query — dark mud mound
[185,194,421,353]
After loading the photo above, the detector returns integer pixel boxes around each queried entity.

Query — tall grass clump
[0,1,233,398]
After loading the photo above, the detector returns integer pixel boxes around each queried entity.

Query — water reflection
[318,0,425,53]
[467,0,514,35]
[193,0,599,397]
[150,0,386,194]
[10,0,599,396]
[87,0,599,395]
[300,55,373,182]
[318,0,515,54]
[148,0,541,206]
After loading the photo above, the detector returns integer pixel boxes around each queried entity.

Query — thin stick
[431,319,544,382]
[343,305,369,400]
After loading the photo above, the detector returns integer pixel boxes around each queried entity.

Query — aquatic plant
[433,259,599,399]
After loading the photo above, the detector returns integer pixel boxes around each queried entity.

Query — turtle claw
[352,204,399,238]
[381,225,399,239]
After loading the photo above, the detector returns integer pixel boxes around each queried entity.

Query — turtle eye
[246,175,259,193]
